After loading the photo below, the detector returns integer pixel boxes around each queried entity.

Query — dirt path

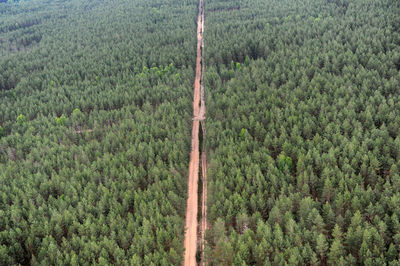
[183,0,205,264]
[200,151,208,266]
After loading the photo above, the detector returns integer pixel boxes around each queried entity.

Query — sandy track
[183,0,205,264]
[184,121,200,266]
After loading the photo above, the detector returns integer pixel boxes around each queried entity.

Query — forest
[203,0,400,264]
[1,0,400,264]
[0,0,197,264]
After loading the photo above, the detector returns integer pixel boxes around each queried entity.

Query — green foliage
[235,62,242,71]
[72,108,81,117]
[205,0,400,264]
[0,126,4,138]
[239,128,247,141]
[72,108,83,125]
[55,115,66,126]
[0,0,197,264]
[244,56,249,67]
[1,0,400,263]
[277,153,293,172]
[16,114,26,125]
[230,60,243,72]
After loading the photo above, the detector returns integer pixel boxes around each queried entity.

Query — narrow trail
[200,152,208,266]
[183,0,206,264]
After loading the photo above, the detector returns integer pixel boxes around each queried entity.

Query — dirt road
[183,0,206,264]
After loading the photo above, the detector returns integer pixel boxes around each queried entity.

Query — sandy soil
[183,0,205,264]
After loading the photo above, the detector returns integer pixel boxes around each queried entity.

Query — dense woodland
[1,0,400,264]
[0,0,198,264]
[204,0,400,264]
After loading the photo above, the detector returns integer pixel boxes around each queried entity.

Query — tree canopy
[0,0,197,264]
[204,0,400,264]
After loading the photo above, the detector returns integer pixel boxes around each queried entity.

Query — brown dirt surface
[183,0,205,265]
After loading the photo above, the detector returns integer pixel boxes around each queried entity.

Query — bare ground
[183,0,206,264]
